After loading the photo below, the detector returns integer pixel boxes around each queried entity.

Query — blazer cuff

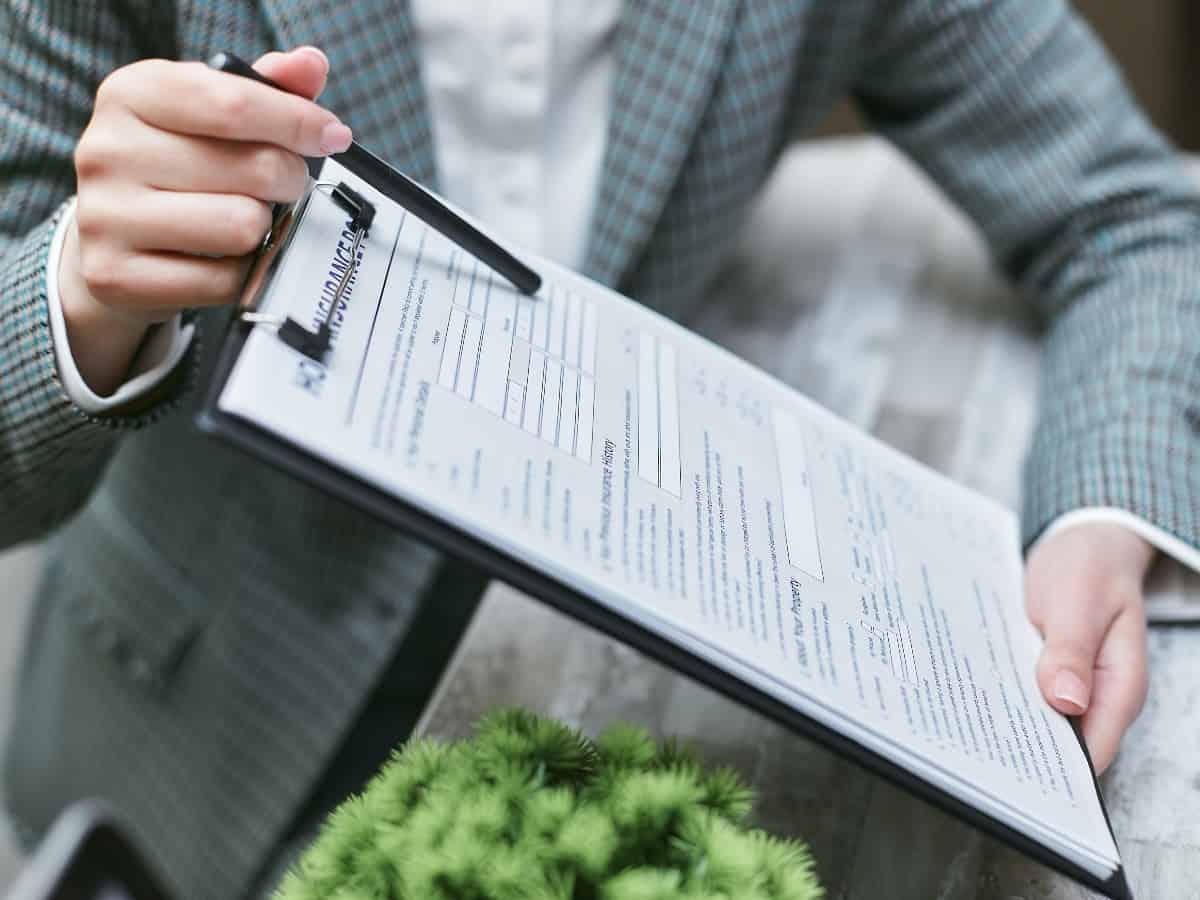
[45,199,195,415]
[1020,403,1200,560]
[1,201,194,446]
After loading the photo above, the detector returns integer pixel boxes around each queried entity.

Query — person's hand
[1026,523,1155,774]
[61,47,352,396]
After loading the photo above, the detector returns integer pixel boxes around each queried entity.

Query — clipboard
[194,145,1132,900]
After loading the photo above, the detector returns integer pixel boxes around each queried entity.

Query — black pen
[207,51,543,297]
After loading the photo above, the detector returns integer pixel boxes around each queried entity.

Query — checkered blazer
[2,1,1198,898]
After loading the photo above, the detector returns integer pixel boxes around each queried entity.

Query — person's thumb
[253,46,330,102]
[1036,621,1106,715]
[1028,571,1115,717]
[1027,525,1156,718]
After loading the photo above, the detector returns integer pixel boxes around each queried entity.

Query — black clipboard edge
[195,314,1129,900]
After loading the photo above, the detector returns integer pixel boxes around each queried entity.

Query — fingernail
[298,45,329,74]
[1054,670,1090,713]
[320,121,352,155]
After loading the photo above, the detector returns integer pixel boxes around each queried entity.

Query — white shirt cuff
[1040,507,1200,574]
[46,199,195,415]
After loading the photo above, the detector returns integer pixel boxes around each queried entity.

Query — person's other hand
[1026,523,1155,774]
[61,47,352,395]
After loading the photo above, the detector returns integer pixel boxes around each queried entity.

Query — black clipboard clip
[268,180,373,361]
[209,51,542,363]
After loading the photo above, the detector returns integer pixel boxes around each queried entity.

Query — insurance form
[218,158,1122,887]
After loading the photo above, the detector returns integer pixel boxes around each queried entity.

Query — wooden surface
[417,139,1200,899]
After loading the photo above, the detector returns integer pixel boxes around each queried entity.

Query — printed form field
[438,264,597,463]
[637,333,682,498]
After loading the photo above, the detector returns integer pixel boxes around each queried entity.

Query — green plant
[275,708,822,900]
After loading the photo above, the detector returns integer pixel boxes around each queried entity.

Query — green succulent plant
[274,708,822,900]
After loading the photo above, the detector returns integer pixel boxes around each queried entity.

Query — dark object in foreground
[7,802,172,900]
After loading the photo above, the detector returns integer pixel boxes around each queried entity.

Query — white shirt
[43,2,1200,576]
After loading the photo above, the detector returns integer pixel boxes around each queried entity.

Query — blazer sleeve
[850,0,1200,552]
[0,1,192,548]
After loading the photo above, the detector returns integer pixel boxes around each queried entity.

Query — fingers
[1030,570,1116,717]
[79,189,272,257]
[254,46,329,101]
[1027,533,1115,716]
[1026,524,1155,773]
[79,245,252,311]
[76,185,270,311]
[1081,604,1148,773]
[61,47,343,392]
[105,128,310,202]
[100,58,351,156]
[69,46,346,321]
